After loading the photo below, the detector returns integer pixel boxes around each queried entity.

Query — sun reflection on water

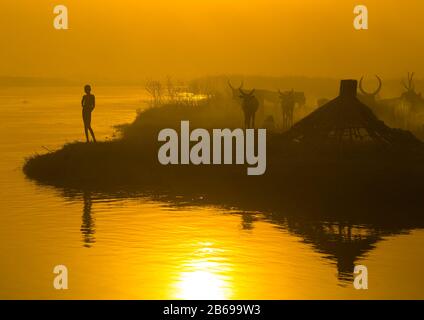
[174,243,233,299]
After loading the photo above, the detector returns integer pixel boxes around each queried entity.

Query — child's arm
[92,95,95,110]
[81,95,85,107]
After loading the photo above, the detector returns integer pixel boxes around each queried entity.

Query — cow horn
[228,80,234,90]
[359,76,367,95]
[228,80,243,89]
[372,75,382,96]
[359,75,382,96]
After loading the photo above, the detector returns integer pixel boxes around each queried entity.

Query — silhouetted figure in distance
[81,84,96,143]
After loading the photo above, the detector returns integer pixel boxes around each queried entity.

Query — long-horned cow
[358,75,382,107]
[358,75,405,127]
[239,88,259,129]
[357,75,391,121]
[358,73,424,129]
[228,80,244,100]
[229,80,280,105]
[397,72,424,128]
[401,72,423,112]
[229,80,281,123]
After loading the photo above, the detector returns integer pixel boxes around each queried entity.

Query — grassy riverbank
[23,100,424,220]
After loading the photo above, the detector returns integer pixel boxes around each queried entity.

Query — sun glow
[174,244,233,300]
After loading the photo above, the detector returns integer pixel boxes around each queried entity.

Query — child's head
[84,85,91,94]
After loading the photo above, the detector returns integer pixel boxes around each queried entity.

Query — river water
[0,86,423,299]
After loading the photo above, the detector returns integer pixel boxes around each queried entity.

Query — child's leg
[89,127,96,142]
[84,125,90,142]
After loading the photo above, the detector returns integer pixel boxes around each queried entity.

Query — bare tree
[145,79,163,107]
[166,76,178,103]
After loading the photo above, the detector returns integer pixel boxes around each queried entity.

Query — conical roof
[282,80,422,152]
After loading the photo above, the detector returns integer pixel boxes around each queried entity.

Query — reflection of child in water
[81,85,96,143]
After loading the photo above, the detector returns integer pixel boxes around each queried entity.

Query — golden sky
[1,0,423,81]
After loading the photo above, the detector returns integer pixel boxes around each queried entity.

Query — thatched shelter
[280,80,422,155]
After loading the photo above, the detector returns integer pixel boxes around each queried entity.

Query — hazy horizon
[2,0,424,82]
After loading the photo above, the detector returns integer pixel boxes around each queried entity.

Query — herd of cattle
[228,80,305,130]
[228,73,424,134]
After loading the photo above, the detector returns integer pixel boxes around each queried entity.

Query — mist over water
[1,86,424,299]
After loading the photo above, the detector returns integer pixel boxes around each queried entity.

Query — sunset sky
[1,0,423,81]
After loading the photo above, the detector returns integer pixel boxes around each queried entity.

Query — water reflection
[81,191,96,247]
[240,212,258,231]
[58,187,424,291]
[269,217,383,282]
[176,258,232,299]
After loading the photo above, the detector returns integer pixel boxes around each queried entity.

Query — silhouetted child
[81,85,96,143]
